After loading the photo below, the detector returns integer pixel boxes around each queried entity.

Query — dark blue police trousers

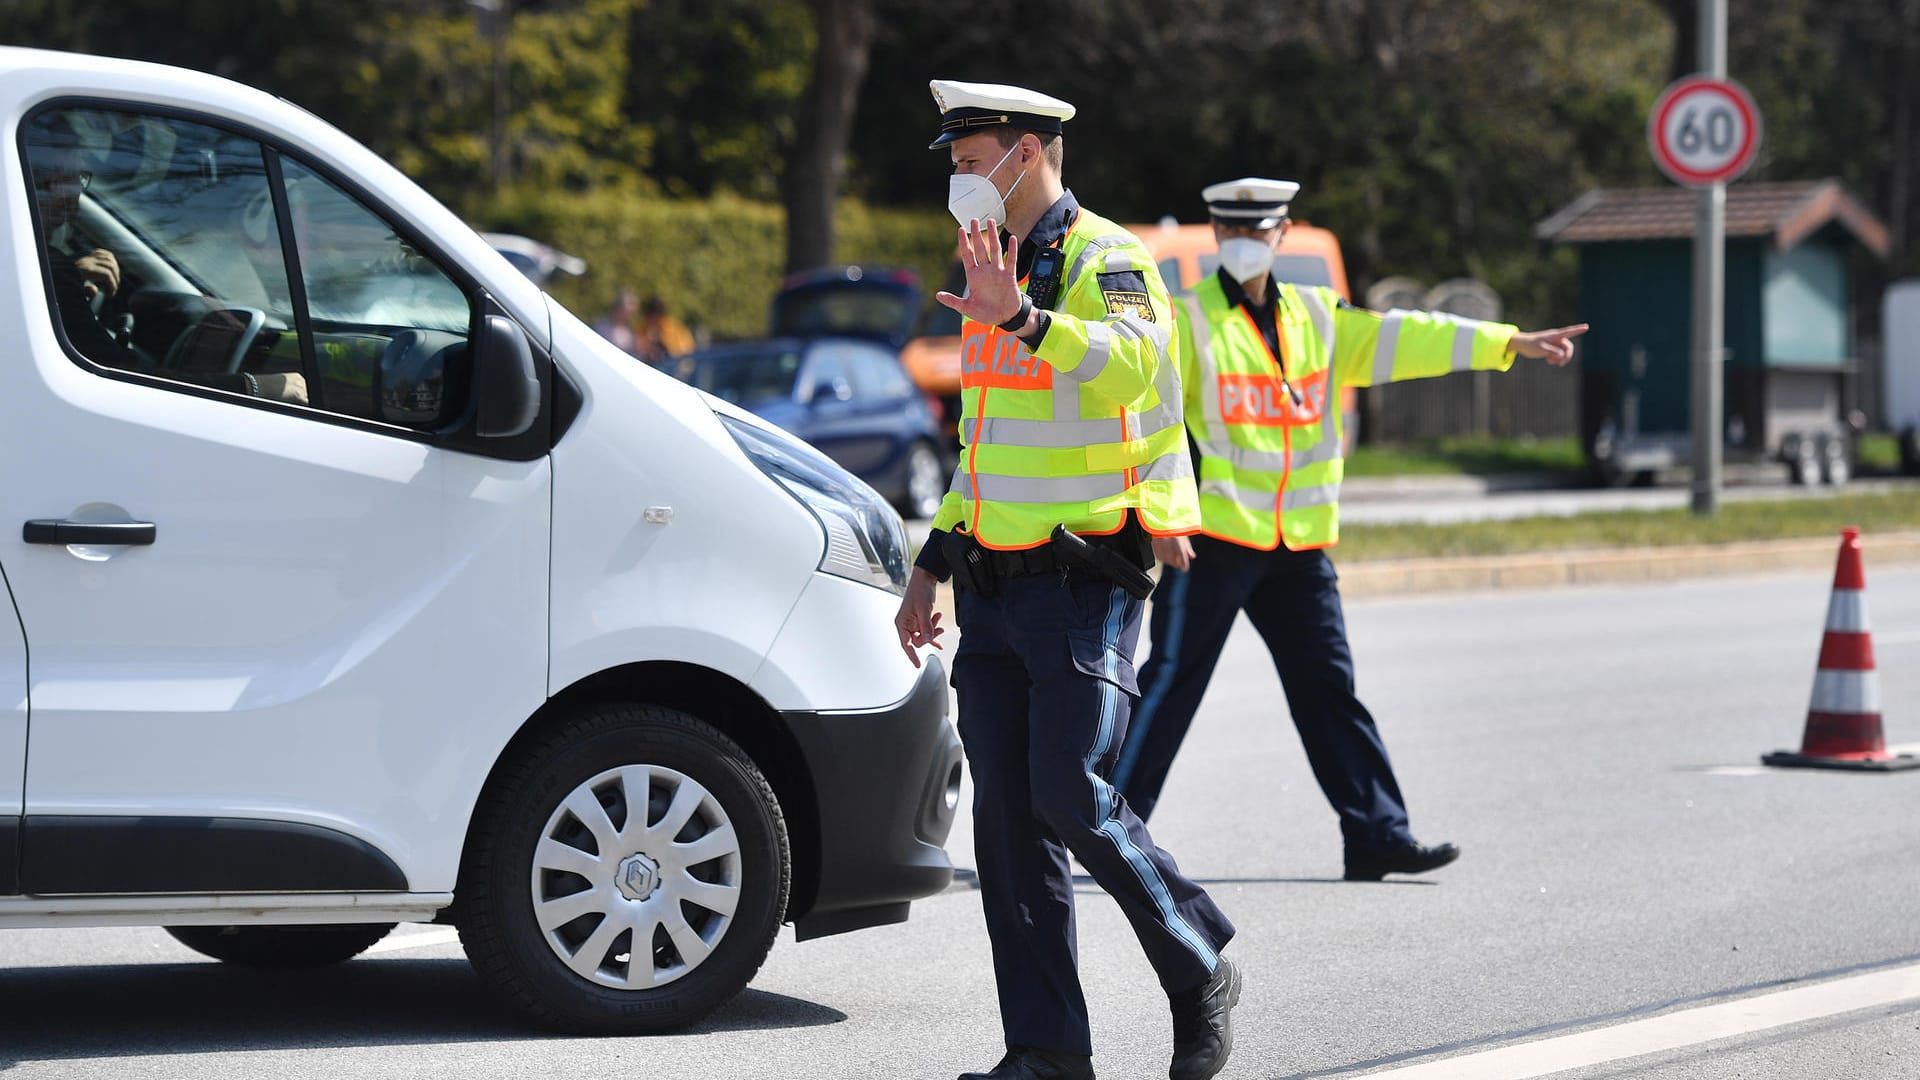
[953,570,1235,1057]
[1113,537,1417,855]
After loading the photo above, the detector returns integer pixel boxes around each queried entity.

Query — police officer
[1111,178,1587,881]
[893,82,1240,1080]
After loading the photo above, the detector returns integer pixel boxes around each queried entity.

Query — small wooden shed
[1535,180,1890,483]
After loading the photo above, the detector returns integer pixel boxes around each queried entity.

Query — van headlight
[720,413,909,595]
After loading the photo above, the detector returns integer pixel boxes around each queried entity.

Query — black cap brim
[928,108,1064,150]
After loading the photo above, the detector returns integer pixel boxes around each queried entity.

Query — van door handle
[23,520,157,546]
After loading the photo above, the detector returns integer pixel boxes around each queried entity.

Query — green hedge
[474,187,956,342]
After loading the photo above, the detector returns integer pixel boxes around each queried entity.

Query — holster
[939,529,999,596]
[1050,524,1156,601]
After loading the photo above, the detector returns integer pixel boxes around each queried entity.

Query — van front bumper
[781,657,962,941]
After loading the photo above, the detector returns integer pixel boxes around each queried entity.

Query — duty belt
[940,522,1155,600]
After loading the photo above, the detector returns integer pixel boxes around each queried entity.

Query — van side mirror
[472,314,540,438]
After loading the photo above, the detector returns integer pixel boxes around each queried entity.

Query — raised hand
[934,218,1023,326]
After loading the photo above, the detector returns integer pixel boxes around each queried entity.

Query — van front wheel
[458,705,789,1034]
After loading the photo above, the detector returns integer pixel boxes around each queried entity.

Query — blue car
[679,336,950,519]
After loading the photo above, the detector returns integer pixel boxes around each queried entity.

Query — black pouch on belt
[1050,524,1155,601]
[939,529,999,596]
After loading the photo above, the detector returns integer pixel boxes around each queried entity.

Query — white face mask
[1218,236,1276,283]
[947,140,1028,228]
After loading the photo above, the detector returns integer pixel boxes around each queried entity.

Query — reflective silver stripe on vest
[1104,249,1134,272]
[965,411,1184,449]
[1182,292,1227,447]
[1214,445,1289,472]
[1281,481,1340,511]
[1199,478,1274,511]
[970,472,1129,504]
[1121,312,1171,358]
[1373,310,1406,385]
[1062,321,1113,384]
[949,463,966,493]
[1289,435,1344,470]
[1295,286,1336,369]
[966,416,1123,447]
[1065,232,1136,289]
[1054,371,1083,420]
[1450,317,1482,372]
[1138,448,1195,483]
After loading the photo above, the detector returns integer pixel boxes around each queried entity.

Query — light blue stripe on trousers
[1113,568,1191,791]
[1086,584,1217,971]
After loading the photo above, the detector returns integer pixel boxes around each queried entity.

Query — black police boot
[958,1046,1096,1080]
[1343,841,1461,882]
[1168,957,1241,1080]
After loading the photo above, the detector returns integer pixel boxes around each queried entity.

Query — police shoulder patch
[1098,269,1156,323]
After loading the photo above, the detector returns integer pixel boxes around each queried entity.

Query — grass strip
[1344,435,1587,478]
[1334,490,1920,563]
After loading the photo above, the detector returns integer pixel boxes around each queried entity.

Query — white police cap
[928,80,1076,150]
[1203,177,1301,229]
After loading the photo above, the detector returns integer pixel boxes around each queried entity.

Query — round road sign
[1648,75,1762,187]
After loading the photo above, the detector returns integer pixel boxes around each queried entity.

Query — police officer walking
[893,82,1240,1080]
[1112,178,1587,881]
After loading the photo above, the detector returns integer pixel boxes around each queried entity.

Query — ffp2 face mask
[948,140,1028,228]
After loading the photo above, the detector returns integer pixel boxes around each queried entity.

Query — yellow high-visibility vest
[932,208,1199,549]
[1179,274,1517,550]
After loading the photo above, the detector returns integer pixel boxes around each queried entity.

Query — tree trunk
[783,0,875,275]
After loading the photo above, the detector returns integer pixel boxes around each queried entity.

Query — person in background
[1113,177,1586,882]
[594,288,641,356]
[637,296,694,368]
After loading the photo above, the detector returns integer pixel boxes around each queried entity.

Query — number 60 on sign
[1648,75,1762,187]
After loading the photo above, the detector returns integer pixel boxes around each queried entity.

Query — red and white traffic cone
[1763,528,1919,771]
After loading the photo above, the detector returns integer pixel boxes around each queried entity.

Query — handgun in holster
[1050,524,1155,601]
[939,529,999,596]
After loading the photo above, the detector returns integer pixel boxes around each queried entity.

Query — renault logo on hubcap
[616,852,661,901]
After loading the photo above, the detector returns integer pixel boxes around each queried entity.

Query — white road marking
[363,927,462,955]
[1697,765,1771,776]
[1359,962,1920,1079]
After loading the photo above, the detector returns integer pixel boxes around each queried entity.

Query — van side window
[22,105,472,431]
[22,107,309,404]
[278,158,471,425]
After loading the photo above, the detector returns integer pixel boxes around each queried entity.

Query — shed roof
[1534,180,1889,259]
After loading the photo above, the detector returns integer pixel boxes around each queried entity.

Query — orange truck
[901,220,1357,447]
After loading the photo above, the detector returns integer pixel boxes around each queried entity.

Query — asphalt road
[3,568,1917,1078]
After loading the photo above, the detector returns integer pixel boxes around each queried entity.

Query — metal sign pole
[1690,0,1728,515]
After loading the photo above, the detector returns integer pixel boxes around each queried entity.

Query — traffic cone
[1763,528,1919,772]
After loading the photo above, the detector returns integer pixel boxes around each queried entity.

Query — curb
[1332,531,1920,598]
[926,532,1920,616]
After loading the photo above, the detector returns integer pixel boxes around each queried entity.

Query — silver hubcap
[531,764,742,990]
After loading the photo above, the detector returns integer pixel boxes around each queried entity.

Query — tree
[783,0,877,273]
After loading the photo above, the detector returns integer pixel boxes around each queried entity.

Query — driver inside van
[26,115,307,405]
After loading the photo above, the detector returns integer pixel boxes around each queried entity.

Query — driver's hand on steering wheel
[73,248,120,302]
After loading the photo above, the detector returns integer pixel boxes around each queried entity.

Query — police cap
[928,80,1076,150]
[1203,177,1300,230]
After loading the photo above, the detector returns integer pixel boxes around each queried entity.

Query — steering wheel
[161,306,267,374]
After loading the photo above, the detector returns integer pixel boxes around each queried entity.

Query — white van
[0,48,962,1033]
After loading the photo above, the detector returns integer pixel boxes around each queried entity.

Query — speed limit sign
[1649,75,1762,186]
